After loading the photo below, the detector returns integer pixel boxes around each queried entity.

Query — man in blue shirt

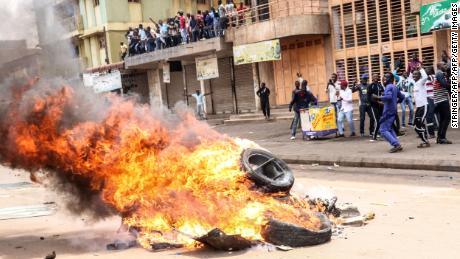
[373,72,404,153]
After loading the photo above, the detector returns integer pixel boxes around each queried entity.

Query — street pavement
[214,119,460,172]
[1,165,459,258]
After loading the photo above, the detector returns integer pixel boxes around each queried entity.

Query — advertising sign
[83,70,122,93]
[196,54,219,80]
[301,106,337,137]
[163,62,170,83]
[420,0,459,33]
[233,39,281,65]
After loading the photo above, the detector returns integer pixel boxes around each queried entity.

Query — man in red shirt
[237,2,247,26]
[178,11,188,44]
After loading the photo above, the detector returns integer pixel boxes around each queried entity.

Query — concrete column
[252,63,261,111]
[200,79,207,114]
[147,68,163,106]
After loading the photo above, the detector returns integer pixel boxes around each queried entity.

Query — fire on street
[1,165,459,259]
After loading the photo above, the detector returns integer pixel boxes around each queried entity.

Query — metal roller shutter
[166,71,185,109]
[209,58,234,114]
[234,63,255,113]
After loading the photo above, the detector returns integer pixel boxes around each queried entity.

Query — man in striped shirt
[433,62,453,144]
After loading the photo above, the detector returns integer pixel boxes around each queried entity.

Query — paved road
[214,120,460,171]
[1,165,459,259]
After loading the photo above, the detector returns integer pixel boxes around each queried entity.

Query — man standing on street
[434,62,453,144]
[393,70,415,128]
[326,73,341,127]
[413,68,430,148]
[289,80,317,140]
[368,74,385,141]
[189,90,211,120]
[257,82,271,120]
[373,73,403,153]
[352,74,373,137]
[337,80,355,137]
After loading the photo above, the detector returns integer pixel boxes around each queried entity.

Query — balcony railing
[228,0,328,28]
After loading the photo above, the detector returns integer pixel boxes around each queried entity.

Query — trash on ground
[44,251,56,259]
[106,240,137,250]
[275,245,294,251]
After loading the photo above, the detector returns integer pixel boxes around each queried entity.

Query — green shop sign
[420,0,458,33]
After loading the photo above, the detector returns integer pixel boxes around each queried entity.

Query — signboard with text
[83,70,122,93]
[196,54,219,80]
[233,39,281,65]
[301,106,337,137]
[420,0,459,33]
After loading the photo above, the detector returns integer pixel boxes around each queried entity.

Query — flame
[0,79,321,248]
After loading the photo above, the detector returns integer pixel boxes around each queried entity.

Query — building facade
[76,0,210,69]
[329,0,451,84]
[69,0,452,115]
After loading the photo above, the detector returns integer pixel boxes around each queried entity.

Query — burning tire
[241,149,294,193]
[261,213,332,247]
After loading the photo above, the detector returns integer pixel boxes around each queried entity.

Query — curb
[277,154,460,172]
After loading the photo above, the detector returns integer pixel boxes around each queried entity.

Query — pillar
[252,63,261,111]
[147,68,163,106]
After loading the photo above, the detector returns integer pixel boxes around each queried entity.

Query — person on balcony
[179,11,188,44]
[120,42,128,60]
[237,2,248,26]
[218,0,228,33]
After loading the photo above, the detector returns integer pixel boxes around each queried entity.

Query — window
[94,0,99,6]
[197,0,206,4]
[391,0,404,40]
[347,57,357,83]
[379,0,390,42]
[370,54,380,77]
[343,3,355,48]
[355,0,367,46]
[404,1,418,38]
[358,56,369,79]
[367,0,378,44]
[331,6,343,49]
[422,47,434,69]
[335,59,346,80]
[382,53,392,74]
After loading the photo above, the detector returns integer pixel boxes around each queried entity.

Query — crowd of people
[120,0,249,59]
[256,51,453,153]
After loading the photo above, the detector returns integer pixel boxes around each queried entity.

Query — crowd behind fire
[269,51,453,153]
[117,2,454,154]
[120,0,248,59]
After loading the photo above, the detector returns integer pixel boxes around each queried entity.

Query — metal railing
[226,0,328,28]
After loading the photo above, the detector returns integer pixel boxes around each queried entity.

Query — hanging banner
[83,70,122,93]
[163,62,170,83]
[233,39,281,65]
[301,106,337,137]
[196,54,219,80]
[420,0,459,33]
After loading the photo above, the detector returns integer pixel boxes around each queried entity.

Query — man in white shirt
[190,90,211,120]
[337,80,355,137]
[412,68,430,148]
[326,73,341,129]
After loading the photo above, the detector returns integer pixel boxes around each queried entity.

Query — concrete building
[72,0,452,116]
[76,0,212,69]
